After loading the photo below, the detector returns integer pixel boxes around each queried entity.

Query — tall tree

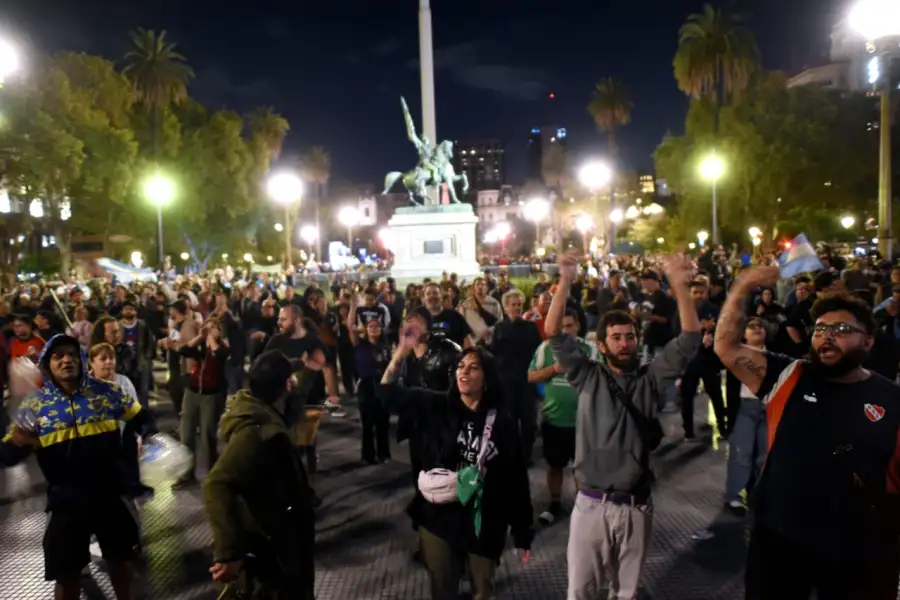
[249,106,290,165]
[301,147,331,258]
[673,3,759,133]
[587,77,633,156]
[122,28,194,157]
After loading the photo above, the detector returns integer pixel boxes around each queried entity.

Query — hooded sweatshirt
[0,334,156,508]
[204,391,313,563]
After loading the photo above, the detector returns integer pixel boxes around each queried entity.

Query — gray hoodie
[549,330,701,495]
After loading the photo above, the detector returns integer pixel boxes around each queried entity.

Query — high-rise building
[526,125,567,182]
[639,174,655,194]
[453,140,505,191]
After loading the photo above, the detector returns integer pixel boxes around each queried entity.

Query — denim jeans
[225,362,245,397]
[725,398,767,503]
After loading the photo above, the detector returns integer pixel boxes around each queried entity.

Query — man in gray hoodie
[547,251,700,600]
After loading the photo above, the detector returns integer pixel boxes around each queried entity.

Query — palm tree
[123,28,195,156]
[249,106,290,165]
[301,147,331,258]
[587,77,633,156]
[673,3,759,133]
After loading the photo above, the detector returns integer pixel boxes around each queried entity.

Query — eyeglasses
[812,323,866,338]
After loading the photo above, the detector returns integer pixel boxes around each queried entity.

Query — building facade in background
[525,125,567,182]
[452,140,505,192]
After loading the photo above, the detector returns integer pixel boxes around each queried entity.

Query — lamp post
[338,206,360,248]
[851,0,900,259]
[267,171,304,270]
[578,161,614,252]
[576,214,594,254]
[524,197,550,251]
[144,172,175,267]
[300,225,319,256]
[699,154,726,245]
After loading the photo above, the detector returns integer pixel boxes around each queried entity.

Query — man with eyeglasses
[716,266,900,600]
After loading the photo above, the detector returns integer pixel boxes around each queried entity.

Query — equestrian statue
[383,97,468,205]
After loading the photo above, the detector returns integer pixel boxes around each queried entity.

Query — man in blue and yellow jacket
[0,334,156,600]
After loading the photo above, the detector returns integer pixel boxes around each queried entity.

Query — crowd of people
[1,241,900,599]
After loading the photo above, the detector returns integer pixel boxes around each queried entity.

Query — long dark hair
[447,347,505,411]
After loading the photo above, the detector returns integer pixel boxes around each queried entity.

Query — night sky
[2,0,846,188]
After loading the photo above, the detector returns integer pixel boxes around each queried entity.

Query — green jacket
[203,390,313,563]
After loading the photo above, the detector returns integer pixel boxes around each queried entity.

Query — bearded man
[715,266,900,600]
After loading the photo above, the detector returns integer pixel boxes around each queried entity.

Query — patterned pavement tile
[0,387,750,599]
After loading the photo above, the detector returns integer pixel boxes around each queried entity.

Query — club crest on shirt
[864,403,886,423]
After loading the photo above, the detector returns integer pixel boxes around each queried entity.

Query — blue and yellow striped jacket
[0,334,154,505]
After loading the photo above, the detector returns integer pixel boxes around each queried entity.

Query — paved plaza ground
[0,375,750,600]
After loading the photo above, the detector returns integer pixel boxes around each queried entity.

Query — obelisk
[419,0,437,148]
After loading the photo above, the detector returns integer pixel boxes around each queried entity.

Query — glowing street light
[144,172,176,267]
[243,253,253,263]
[221,253,228,260]
[851,0,900,259]
[841,215,856,229]
[576,214,594,253]
[609,208,624,224]
[338,205,360,248]
[748,226,762,239]
[179,252,189,261]
[0,38,21,84]
[300,224,319,254]
[266,255,274,262]
[267,171,304,268]
[130,251,143,269]
[752,237,762,247]
[274,223,284,232]
[524,197,550,249]
[699,154,726,245]
[697,230,709,246]
[578,160,615,252]
[656,237,665,244]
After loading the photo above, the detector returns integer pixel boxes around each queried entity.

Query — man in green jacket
[203,350,315,600]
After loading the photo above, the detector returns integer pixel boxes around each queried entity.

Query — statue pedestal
[387,203,481,283]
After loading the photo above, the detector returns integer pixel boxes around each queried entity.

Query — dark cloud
[191,68,276,107]
[416,39,547,101]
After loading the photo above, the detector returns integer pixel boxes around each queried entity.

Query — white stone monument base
[387,203,482,283]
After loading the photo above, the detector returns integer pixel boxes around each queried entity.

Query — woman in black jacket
[381,322,534,600]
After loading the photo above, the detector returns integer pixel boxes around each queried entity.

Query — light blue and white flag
[779,233,824,277]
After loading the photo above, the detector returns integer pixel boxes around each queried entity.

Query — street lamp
[851,0,900,259]
[144,172,175,267]
[841,215,856,229]
[697,230,709,246]
[524,197,550,250]
[130,251,143,269]
[267,171,304,268]
[748,226,762,239]
[576,214,594,253]
[300,224,319,255]
[338,205,360,248]
[0,38,20,84]
[699,154,726,245]
[179,252,189,261]
[578,160,615,252]
[609,208,624,224]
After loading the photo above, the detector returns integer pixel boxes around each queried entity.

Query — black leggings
[358,378,390,461]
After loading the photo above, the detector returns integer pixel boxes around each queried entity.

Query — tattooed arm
[714,267,780,395]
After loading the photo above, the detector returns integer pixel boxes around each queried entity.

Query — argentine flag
[779,233,824,277]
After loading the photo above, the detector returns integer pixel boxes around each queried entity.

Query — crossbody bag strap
[602,368,652,466]
[476,409,497,472]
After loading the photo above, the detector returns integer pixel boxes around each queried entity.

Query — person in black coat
[381,330,534,600]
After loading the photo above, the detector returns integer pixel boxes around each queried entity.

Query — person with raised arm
[547,250,700,600]
[714,266,900,599]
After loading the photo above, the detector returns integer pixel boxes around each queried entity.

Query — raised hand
[662,253,694,289]
[735,266,780,291]
[558,250,580,281]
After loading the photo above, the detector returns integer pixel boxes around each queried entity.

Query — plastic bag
[140,433,193,484]
[7,358,42,430]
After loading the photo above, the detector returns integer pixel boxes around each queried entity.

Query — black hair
[363,288,377,297]
[91,316,117,347]
[795,275,811,285]
[563,307,581,324]
[597,309,637,340]
[171,299,188,315]
[280,303,304,320]
[448,347,504,410]
[813,271,836,291]
[249,350,293,403]
[688,280,708,289]
[810,293,876,335]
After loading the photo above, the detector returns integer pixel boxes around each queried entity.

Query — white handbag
[417,409,496,504]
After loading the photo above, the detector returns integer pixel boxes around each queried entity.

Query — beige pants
[567,492,653,600]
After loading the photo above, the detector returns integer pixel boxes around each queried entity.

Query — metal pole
[609,189,616,254]
[284,205,292,270]
[712,179,719,247]
[879,55,893,260]
[156,204,164,266]
[535,222,540,251]
[347,226,353,249]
